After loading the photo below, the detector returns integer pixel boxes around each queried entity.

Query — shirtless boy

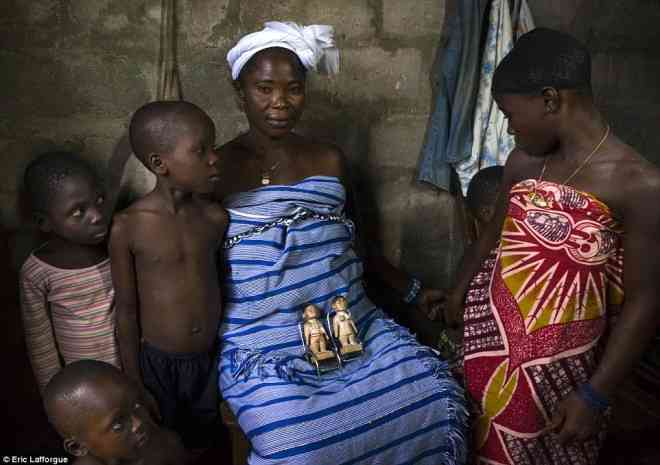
[110,100,227,449]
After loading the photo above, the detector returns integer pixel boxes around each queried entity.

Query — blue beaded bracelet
[577,383,609,412]
[403,278,422,304]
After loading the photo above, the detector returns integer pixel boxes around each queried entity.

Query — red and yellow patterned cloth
[463,179,624,465]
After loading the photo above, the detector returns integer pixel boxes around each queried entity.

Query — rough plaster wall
[526,0,660,165]
[1,0,464,287]
[2,0,659,286]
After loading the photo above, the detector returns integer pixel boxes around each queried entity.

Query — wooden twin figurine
[330,296,363,358]
[300,296,364,375]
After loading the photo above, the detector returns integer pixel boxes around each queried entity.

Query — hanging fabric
[157,0,182,100]
[417,0,490,191]
[455,0,534,195]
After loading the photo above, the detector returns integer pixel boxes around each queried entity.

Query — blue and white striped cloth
[219,176,468,464]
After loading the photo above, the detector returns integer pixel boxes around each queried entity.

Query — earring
[64,438,88,457]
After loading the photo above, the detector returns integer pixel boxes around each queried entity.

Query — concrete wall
[1,0,463,288]
[527,0,660,164]
[2,0,659,288]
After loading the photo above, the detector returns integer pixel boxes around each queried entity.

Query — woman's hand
[414,288,446,320]
[550,391,601,445]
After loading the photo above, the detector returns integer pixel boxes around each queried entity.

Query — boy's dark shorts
[140,340,221,449]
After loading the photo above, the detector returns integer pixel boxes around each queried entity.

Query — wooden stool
[220,401,250,465]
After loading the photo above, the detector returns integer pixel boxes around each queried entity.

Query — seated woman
[215,21,468,465]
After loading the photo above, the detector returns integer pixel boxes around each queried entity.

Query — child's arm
[19,272,62,393]
[109,213,142,387]
[445,148,525,327]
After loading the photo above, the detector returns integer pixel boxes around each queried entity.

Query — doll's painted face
[303,305,321,320]
[332,296,348,311]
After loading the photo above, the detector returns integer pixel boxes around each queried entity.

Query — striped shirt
[19,252,121,392]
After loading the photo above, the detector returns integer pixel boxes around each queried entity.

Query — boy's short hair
[493,28,591,95]
[23,152,97,213]
[466,165,504,215]
[128,100,209,168]
[43,360,120,438]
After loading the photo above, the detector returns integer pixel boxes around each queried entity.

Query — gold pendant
[528,192,548,208]
[260,161,280,186]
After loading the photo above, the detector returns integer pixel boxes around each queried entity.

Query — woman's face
[495,92,558,157]
[238,48,306,139]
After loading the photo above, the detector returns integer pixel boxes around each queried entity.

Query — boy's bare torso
[117,192,227,353]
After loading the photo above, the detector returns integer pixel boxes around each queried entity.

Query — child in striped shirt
[20,151,120,393]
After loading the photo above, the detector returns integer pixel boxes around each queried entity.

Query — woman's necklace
[528,124,610,208]
[260,160,281,185]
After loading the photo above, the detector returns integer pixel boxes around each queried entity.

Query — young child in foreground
[437,166,504,367]
[20,152,120,393]
[110,101,227,449]
[44,360,186,465]
[465,165,504,237]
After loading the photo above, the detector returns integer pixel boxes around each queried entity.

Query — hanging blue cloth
[417,0,490,191]
[455,0,534,195]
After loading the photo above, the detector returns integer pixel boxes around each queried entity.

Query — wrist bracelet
[403,278,422,304]
[577,383,609,412]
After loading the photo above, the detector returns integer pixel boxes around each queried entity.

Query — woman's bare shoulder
[605,139,660,207]
[294,135,346,175]
[502,147,545,186]
[292,133,341,154]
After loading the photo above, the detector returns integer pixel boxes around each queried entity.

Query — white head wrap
[227,21,340,81]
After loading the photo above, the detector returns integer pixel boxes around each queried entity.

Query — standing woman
[215,22,468,465]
